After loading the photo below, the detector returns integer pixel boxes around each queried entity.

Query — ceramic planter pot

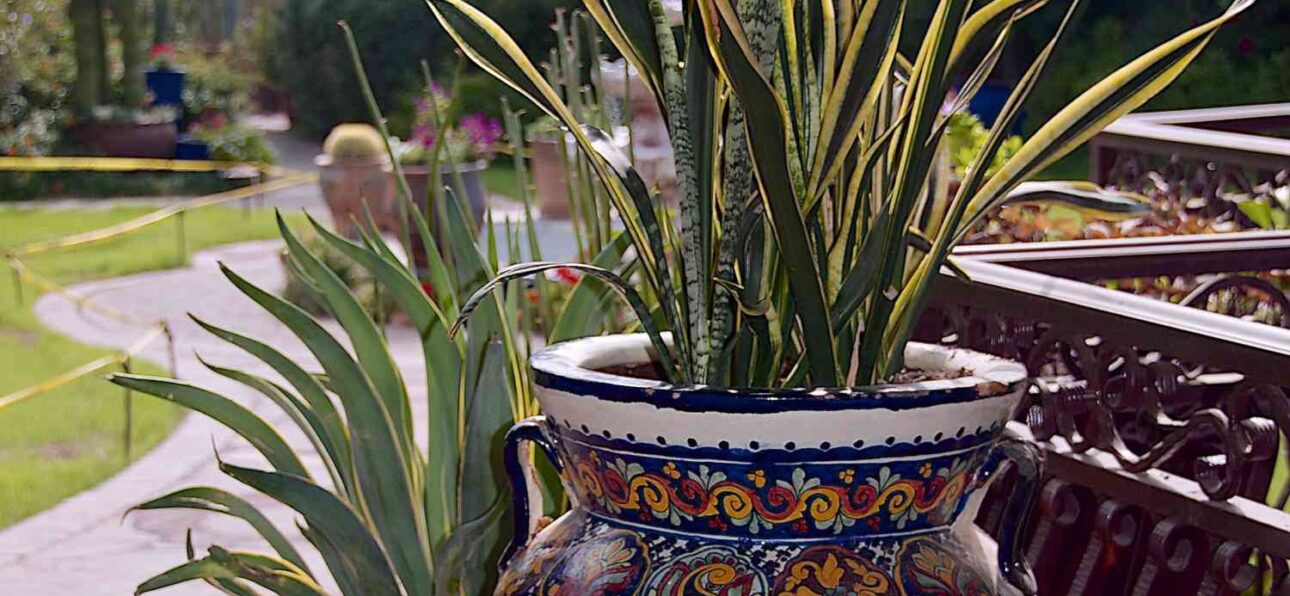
[398,159,489,227]
[498,334,1041,595]
[529,136,570,219]
[315,154,394,237]
[146,68,186,108]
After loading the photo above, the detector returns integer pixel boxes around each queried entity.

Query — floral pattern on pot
[771,545,894,595]
[562,438,989,538]
[644,545,769,595]
[895,537,992,596]
[538,529,650,595]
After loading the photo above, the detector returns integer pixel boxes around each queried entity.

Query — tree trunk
[154,0,171,45]
[118,0,145,107]
[94,0,110,104]
[68,0,103,113]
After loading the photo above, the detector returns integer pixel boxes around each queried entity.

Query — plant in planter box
[393,84,502,226]
[316,122,394,236]
[431,0,1257,593]
[145,43,185,109]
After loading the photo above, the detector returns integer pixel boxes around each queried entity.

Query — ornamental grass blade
[132,487,311,576]
[433,495,507,596]
[549,232,633,342]
[278,214,416,462]
[216,264,429,596]
[136,547,323,596]
[583,0,666,116]
[966,0,1257,221]
[950,0,1049,69]
[698,0,839,385]
[219,461,402,596]
[1001,181,1152,218]
[426,0,682,360]
[108,375,308,479]
[309,216,465,550]
[197,359,348,500]
[189,315,356,501]
[452,261,678,381]
[807,0,904,201]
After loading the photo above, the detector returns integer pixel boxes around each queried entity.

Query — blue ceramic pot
[498,334,1041,595]
[146,68,186,108]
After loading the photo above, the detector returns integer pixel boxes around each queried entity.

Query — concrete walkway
[0,240,428,594]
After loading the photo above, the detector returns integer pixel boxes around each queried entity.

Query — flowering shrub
[395,86,502,165]
[147,43,177,71]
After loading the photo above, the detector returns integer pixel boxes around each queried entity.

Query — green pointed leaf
[108,375,308,479]
[133,487,311,576]
[219,461,402,596]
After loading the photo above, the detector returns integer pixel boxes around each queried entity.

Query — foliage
[432,0,1256,388]
[0,206,300,529]
[395,86,503,165]
[0,170,240,201]
[946,112,1022,179]
[192,123,278,164]
[280,229,397,320]
[0,0,75,156]
[113,25,633,594]
[147,43,177,71]
[322,123,386,161]
[1237,186,1290,231]
[177,46,257,119]
[275,0,578,139]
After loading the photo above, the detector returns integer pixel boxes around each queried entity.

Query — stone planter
[74,120,178,159]
[529,136,570,219]
[316,154,394,237]
[498,334,1042,595]
[398,159,489,227]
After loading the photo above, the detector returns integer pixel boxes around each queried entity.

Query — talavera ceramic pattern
[499,334,1035,596]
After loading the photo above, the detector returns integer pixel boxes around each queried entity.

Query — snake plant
[434,0,1256,388]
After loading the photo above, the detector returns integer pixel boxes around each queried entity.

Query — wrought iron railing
[926,231,1290,594]
[1090,103,1290,221]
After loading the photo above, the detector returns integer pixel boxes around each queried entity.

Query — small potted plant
[144,43,185,109]
[316,123,394,236]
[429,0,1256,594]
[393,87,500,226]
[525,115,571,218]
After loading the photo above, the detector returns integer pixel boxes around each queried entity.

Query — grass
[483,161,522,202]
[0,204,300,529]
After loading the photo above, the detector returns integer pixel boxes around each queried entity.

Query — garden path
[0,240,426,594]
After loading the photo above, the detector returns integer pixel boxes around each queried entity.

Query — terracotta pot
[398,160,489,227]
[74,120,179,159]
[315,154,394,237]
[497,334,1042,595]
[529,137,571,219]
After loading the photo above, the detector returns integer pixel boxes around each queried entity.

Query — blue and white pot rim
[532,334,1027,414]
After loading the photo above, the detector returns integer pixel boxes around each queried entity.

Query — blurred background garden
[0,0,1288,592]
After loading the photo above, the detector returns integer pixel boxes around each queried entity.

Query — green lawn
[483,161,523,202]
[0,205,297,529]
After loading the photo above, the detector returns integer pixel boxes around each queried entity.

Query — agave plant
[431,0,1255,388]
[101,25,637,595]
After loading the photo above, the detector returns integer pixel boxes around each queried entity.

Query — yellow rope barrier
[8,172,316,257]
[0,163,317,417]
[0,324,167,413]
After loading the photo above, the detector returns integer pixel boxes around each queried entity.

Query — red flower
[420,282,435,296]
[1238,36,1255,55]
[148,43,175,61]
[553,267,582,286]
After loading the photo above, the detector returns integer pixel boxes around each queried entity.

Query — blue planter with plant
[145,44,185,108]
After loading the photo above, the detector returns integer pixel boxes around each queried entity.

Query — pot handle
[499,415,563,574]
[985,427,1045,596]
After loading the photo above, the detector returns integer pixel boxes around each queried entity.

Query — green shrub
[277,0,576,139]
[193,124,277,164]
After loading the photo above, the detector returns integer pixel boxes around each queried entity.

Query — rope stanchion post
[121,358,134,461]
[164,322,177,377]
[175,209,188,263]
[9,261,21,306]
